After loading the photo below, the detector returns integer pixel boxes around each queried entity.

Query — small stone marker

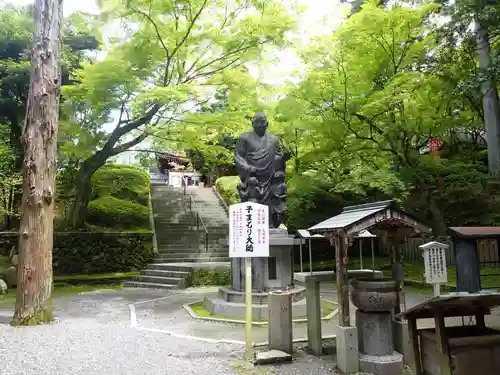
[254,350,292,365]
[268,291,293,354]
[0,278,7,296]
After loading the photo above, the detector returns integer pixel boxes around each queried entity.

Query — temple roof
[156,152,190,167]
[308,200,430,236]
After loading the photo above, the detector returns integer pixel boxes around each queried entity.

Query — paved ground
[1,284,499,375]
[0,287,341,375]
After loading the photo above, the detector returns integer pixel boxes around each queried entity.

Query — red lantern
[428,137,441,158]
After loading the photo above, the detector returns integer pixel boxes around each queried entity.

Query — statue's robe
[235,131,288,228]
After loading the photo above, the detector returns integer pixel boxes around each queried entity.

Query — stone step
[148,263,193,272]
[155,256,229,263]
[156,236,226,242]
[133,275,184,285]
[155,236,226,242]
[124,281,178,289]
[156,231,227,238]
[155,241,225,248]
[141,269,189,278]
[156,253,228,261]
[157,247,227,253]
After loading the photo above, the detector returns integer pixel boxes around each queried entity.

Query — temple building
[155,151,202,188]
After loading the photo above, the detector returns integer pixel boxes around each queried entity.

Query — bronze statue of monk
[234,112,291,228]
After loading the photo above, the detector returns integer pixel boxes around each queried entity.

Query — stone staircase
[125,183,229,289]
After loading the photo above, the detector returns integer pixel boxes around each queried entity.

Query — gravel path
[0,289,341,375]
[0,289,242,375]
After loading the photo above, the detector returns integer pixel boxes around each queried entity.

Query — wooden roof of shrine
[396,292,500,320]
[308,200,431,237]
[448,227,500,239]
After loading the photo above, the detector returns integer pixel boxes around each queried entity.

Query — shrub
[185,268,231,287]
[87,196,150,228]
[91,163,150,206]
[0,232,16,256]
[215,176,240,205]
[0,231,154,275]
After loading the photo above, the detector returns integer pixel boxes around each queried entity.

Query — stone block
[359,352,403,375]
[254,350,292,365]
[4,266,17,287]
[356,310,393,356]
[0,278,7,295]
[10,254,18,266]
[306,278,322,356]
[392,319,412,365]
[268,291,293,354]
[203,294,308,320]
[336,325,359,374]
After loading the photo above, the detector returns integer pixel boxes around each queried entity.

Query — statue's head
[252,112,268,137]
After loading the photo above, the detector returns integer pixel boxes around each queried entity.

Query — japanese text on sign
[229,202,269,258]
[420,241,448,284]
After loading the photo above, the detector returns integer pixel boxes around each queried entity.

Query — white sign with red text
[229,202,269,258]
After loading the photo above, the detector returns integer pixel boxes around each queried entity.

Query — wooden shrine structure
[308,200,431,326]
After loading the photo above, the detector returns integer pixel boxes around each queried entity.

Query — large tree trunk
[12,0,62,326]
[474,19,500,178]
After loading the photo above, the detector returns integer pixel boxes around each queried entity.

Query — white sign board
[420,241,448,284]
[229,202,269,258]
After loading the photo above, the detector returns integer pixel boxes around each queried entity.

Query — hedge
[87,196,150,228]
[91,163,150,206]
[0,231,154,275]
[214,176,240,206]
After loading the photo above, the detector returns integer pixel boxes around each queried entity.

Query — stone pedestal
[268,291,293,354]
[306,278,322,356]
[336,325,359,374]
[357,310,393,355]
[351,278,403,375]
[393,319,412,365]
[230,229,294,292]
[204,229,305,320]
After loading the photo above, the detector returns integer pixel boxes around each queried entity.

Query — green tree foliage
[86,164,151,230]
[0,4,99,229]
[64,0,298,227]
[267,1,500,232]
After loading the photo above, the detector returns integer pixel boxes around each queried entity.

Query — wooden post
[335,233,350,326]
[434,312,452,375]
[359,238,363,270]
[476,313,486,329]
[408,318,423,375]
[308,238,313,276]
[245,257,253,360]
[299,239,304,273]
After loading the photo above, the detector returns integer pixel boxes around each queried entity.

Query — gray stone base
[294,270,383,283]
[218,286,306,304]
[393,319,412,365]
[202,294,307,320]
[359,352,403,375]
[336,325,359,374]
[356,310,393,356]
[254,350,292,365]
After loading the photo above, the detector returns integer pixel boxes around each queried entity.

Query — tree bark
[12,0,62,326]
[70,157,106,228]
[474,19,500,178]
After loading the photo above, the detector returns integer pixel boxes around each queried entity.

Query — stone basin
[350,278,397,312]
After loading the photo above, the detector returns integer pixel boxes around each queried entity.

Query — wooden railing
[181,174,208,252]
